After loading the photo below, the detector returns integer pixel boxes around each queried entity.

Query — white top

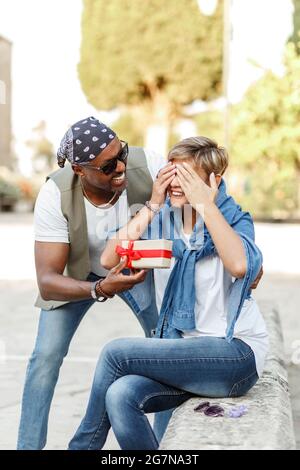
[34,148,166,277]
[154,230,269,377]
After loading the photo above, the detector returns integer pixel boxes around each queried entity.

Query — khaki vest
[35,147,153,310]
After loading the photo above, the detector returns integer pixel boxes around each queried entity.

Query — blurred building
[0,35,12,168]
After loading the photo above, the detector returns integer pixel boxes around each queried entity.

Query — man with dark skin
[35,136,149,303]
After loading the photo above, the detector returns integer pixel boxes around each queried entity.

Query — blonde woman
[69,137,268,450]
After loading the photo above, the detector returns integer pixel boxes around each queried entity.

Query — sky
[0,0,295,175]
[0,0,99,174]
[229,0,294,101]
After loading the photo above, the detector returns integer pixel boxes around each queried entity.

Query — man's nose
[116,159,126,173]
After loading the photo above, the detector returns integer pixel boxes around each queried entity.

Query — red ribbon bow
[115,240,172,269]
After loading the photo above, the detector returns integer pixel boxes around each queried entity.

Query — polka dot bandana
[57,117,116,168]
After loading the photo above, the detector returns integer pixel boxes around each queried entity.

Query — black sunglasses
[194,401,224,417]
[79,140,128,175]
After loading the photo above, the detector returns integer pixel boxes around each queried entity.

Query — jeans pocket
[232,338,254,358]
[229,371,259,398]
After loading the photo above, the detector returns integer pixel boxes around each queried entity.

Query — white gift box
[116,239,173,269]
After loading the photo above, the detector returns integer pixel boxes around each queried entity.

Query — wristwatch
[91,279,114,302]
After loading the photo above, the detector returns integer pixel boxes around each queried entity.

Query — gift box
[115,239,173,269]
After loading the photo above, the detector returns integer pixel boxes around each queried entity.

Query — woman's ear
[215,174,222,187]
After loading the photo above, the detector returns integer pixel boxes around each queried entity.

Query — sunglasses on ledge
[194,401,225,417]
[78,140,128,175]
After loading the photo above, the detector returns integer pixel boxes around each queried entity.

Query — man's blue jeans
[17,275,158,450]
[69,336,258,450]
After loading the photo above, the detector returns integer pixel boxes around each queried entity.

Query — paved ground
[0,213,299,450]
[0,281,141,450]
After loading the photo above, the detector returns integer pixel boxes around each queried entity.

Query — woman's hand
[176,162,219,210]
[101,257,148,296]
[101,164,176,269]
[150,162,177,207]
[176,163,247,278]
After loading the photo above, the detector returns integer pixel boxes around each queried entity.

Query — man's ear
[72,164,84,177]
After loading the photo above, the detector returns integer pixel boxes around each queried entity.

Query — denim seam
[229,370,258,397]
[18,357,39,448]
[136,405,160,448]
[141,412,160,448]
[139,390,188,409]
[119,350,254,366]
[87,369,120,450]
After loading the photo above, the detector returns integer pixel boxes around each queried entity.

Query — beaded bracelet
[145,200,161,214]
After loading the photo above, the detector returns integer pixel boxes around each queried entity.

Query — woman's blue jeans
[69,336,258,450]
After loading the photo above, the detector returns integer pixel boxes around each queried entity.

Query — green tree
[195,110,224,144]
[26,121,55,174]
[112,113,144,147]
[112,111,179,149]
[230,43,300,219]
[79,0,223,153]
[290,0,300,53]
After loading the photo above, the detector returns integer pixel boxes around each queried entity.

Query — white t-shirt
[154,230,269,377]
[34,149,166,278]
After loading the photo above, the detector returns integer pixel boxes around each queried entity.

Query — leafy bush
[0,177,20,200]
[194,44,300,219]
[0,176,21,210]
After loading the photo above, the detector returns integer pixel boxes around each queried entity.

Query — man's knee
[29,343,66,372]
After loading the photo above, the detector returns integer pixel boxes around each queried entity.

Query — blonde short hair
[168,136,228,176]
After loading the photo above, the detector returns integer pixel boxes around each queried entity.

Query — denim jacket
[120,179,262,343]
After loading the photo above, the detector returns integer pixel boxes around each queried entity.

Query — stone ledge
[160,307,296,450]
